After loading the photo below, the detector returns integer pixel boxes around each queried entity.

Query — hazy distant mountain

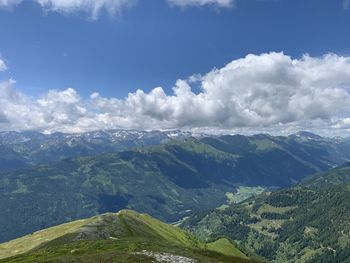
[1,130,350,172]
[0,129,194,171]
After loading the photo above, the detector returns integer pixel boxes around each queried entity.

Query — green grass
[218,186,266,210]
[129,211,200,247]
[0,210,258,263]
[0,217,95,259]
[257,204,296,215]
[248,219,286,237]
[232,186,266,204]
[207,238,248,259]
[1,238,256,263]
[250,138,278,151]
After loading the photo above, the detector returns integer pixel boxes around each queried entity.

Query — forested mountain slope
[0,133,344,243]
[2,133,350,243]
[183,165,350,262]
[1,130,350,173]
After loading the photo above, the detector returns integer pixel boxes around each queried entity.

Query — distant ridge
[301,162,350,189]
[292,131,323,139]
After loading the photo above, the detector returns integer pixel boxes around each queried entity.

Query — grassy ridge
[0,217,94,259]
[207,238,248,259]
[0,210,257,263]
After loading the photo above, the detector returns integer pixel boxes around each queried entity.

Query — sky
[0,0,350,136]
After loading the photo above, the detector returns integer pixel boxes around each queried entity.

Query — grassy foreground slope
[0,210,257,263]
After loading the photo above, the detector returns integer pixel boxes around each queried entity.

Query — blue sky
[1,0,350,135]
[0,0,348,97]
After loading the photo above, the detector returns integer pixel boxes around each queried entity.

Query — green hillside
[301,162,350,189]
[183,165,350,262]
[1,135,347,243]
[0,210,257,263]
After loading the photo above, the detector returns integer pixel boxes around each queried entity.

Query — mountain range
[1,131,350,243]
[1,130,350,262]
[0,130,193,171]
[1,130,350,172]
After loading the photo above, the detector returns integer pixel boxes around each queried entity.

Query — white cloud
[333,118,350,129]
[0,0,233,19]
[0,0,22,8]
[1,52,350,135]
[35,0,136,19]
[0,57,7,71]
[167,0,234,8]
[0,0,136,19]
[0,0,348,19]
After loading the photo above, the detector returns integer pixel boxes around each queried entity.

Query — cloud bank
[0,0,233,19]
[1,52,350,135]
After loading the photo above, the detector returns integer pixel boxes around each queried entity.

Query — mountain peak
[293,131,323,139]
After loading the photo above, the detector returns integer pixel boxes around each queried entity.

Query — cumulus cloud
[0,57,7,71]
[1,52,350,135]
[167,0,234,8]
